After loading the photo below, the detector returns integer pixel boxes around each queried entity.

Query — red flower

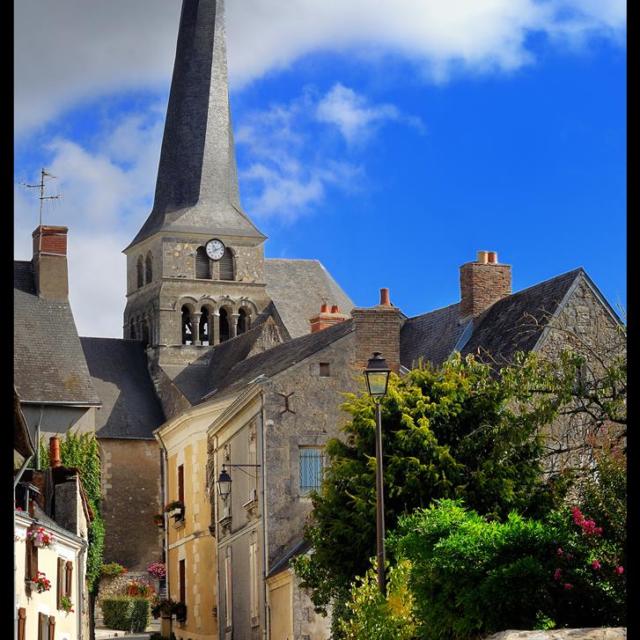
[556,547,563,556]
[615,566,624,575]
[591,560,601,570]
[563,583,573,590]
[553,568,562,581]
[571,507,584,525]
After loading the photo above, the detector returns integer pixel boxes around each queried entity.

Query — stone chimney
[32,226,69,301]
[309,302,350,333]
[351,288,403,373]
[459,250,511,319]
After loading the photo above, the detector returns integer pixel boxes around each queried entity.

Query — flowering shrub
[60,595,74,613]
[101,562,128,577]
[29,571,52,593]
[27,525,54,548]
[126,578,155,598]
[147,562,166,579]
[387,499,625,639]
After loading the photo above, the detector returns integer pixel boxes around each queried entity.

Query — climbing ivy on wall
[40,431,105,593]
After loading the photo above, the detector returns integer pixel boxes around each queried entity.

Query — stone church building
[14,1,623,639]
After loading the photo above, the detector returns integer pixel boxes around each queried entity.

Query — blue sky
[14,1,626,337]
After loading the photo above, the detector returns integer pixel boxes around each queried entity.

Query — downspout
[156,430,170,600]
[35,405,44,469]
[260,391,270,640]
[212,434,222,638]
[77,540,88,640]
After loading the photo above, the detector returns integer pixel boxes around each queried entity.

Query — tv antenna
[22,168,62,227]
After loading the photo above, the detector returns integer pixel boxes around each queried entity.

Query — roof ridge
[408,301,459,322]
[507,267,583,300]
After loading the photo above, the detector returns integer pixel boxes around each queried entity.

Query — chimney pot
[379,288,391,306]
[487,251,498,264]
[50,436,62,468]
[320,302,329,313]
[330,304,339,313]
[477,250,489,264]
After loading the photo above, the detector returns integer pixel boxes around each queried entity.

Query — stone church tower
[123,0,271,364]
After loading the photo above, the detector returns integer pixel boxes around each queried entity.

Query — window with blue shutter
[299,448,324,495]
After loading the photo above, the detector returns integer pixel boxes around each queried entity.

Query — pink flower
[563,583,573,590]
[571,507,584,525]
[556,547,564,556]
[591,560,601,570]
[554,568,562,581]
[615,566,624,575]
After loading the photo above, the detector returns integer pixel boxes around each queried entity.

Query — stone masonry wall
[100,439,163,571]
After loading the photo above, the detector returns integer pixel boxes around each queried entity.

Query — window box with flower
[60,595,74,614]
[164,500,185,521]
[27,571,51,593]
[147,561,166,580]
[27,525,54,549]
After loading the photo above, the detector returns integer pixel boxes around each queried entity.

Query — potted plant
[147,562,166,580]
[28,571,52,593]
[153,514,165,528]
[174,601,187,624]
[27,525,54,549]
[60,595,74,614]
[164,501,185,520]
[151,597,177,619]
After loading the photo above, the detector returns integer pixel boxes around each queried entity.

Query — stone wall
[99,438,163,571]
[485,628,625,640]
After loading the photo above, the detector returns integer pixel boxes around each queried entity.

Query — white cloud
[14,108,164,337]
[316,83,424,145]
[15,0,626,135]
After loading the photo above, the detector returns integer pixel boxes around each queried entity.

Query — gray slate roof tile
[80,337,165,439]
[14,261,100,405]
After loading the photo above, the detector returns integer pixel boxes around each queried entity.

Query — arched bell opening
[199,307,211,346]
[181,305,194,345]
[219,307,231,343]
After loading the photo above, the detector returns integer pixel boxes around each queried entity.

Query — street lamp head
[364,352,391,401]
[217,466,232,499]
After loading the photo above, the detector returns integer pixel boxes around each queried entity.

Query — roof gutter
[19,400,102,408]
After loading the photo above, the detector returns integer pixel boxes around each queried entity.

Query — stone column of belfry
[230,313,239,338]
[213,311,221,345]
[192,312,202,345]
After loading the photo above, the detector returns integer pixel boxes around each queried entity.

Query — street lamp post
[364,352,391,595]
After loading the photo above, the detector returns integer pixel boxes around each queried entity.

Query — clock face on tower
[205,238,225,261]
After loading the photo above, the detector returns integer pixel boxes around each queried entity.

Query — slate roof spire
[127,0,264,250]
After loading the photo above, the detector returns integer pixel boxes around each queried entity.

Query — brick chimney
[32,226,69,301]
[49,436,62,468]
[351,288,403,373]
[309,302,350,333]
[459,250,511,319]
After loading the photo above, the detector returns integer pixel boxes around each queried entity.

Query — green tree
[294,354,569,632]
[40,431,105,592]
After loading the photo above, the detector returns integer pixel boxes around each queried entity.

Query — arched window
[219,308,230,343]
[237,308,249,335]
[219,248,234,281]
[196,247,211,279]
[199,308,210,345]
[145,252,153,284]
[182,306,194,345]
[137,256,144,288]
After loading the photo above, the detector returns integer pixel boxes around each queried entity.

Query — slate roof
[267,538,311,578]
[201,319,355,403]
[80,338,165,439]
[265,259,354,339]
[14,261,100,405]
[165,323,276,405]
[460,268,583,364]
[401,268,584,368]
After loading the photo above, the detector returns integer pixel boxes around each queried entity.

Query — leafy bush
[151,598,177,619]
[101,562,128,577]
[102,596,150,632]
[389,499,625,639]
[339,559,416,640]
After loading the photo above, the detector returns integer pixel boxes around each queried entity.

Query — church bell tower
[123,0,270,361]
